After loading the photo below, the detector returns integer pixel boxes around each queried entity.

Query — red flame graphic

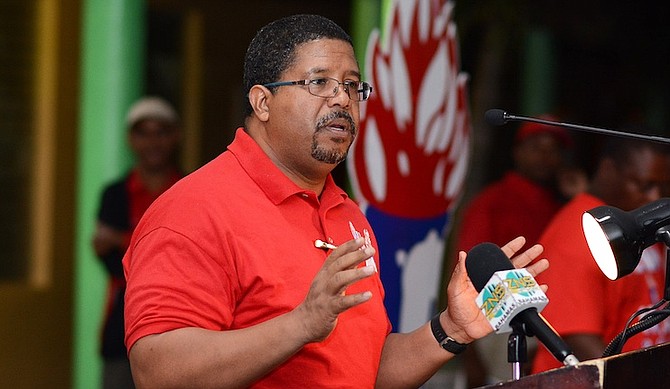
[348,0,471,218]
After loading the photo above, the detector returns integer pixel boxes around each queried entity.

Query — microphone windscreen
[484,109,507,126]
[465,242,514,291]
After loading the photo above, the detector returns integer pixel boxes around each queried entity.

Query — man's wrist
[430,313,469,354]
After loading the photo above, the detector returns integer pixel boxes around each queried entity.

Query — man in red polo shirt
[122,15,549,388]
[92,96,182,389]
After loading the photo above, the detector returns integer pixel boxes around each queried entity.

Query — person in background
[122,14,550,388]
[532,136,670,373]
[455,118,586,387]
[457,118,584,254]
[92,96,182,389]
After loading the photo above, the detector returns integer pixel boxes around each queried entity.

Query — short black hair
[599,136,670,167]
[242,14,353,117]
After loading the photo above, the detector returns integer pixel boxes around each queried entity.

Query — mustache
[316,110,357,135]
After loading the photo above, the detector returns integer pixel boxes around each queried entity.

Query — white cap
[125,96,179,129]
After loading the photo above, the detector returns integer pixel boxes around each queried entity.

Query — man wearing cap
[92,96,183,389]
[456,116,580,269]
[454,117,583,386]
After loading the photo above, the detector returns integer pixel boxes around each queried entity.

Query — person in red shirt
[532,137,670,374]
[122,14,550,388]
[455,119,585,387]
[92,96,182,389]
[457,118,582,254]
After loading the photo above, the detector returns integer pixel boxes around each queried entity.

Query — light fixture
[582,198,670,281]
[582,198,670,356]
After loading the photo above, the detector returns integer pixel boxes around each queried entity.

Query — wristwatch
[430,313,469,354]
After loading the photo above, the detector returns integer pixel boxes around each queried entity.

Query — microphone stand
[658,228,670,301]
[508,321,528,380]
[485,108,670,145]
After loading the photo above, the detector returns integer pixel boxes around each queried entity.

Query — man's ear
[248,85,272,122]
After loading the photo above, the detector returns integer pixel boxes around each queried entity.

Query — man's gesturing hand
[442,236,550,344]
[296,237,376,343]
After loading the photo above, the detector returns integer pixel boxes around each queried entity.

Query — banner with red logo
[348,0,471,332]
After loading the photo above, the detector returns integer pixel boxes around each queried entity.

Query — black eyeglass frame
[263,77,373,101]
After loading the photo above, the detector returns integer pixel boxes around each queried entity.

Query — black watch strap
[430,313,468,354]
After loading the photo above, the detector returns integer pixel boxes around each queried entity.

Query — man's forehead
[303,66,361,79]
[289,39,359,72]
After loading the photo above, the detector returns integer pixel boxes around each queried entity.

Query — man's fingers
[500,236,526,258]
[311,237,376,313]
[451,251,468,286]
[523,257,549,278]
[325,238,370,269]
[338,291,373,311]
[332,265,376,295]
[509,243,544,269]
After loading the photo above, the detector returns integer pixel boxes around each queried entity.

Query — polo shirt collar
[228,128,348,205]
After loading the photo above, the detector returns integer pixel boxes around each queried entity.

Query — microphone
[465,242,579,367]
[485,108,670,145]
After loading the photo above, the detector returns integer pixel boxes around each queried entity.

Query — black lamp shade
[582,199,670,280]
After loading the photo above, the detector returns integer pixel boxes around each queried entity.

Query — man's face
[615,148,670,211]
[129,119,180,172]
[514,133,564,185]
[263,39,361,178]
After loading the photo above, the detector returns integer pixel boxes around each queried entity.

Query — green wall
[74,1,145,388]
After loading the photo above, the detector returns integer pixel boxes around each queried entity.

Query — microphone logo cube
[475,269,549,333]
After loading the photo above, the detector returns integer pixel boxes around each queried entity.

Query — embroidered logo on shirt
[349,221,378,273]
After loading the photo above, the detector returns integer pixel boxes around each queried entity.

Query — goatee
[311,110,357,164]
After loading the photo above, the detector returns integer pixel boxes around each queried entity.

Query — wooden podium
[478,342,670,389]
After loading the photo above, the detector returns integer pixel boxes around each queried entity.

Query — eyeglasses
[263,77,373,101]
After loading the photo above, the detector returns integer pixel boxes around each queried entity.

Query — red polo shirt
[124,128,390,387]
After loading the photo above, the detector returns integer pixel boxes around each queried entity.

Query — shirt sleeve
[124,226,237,351]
